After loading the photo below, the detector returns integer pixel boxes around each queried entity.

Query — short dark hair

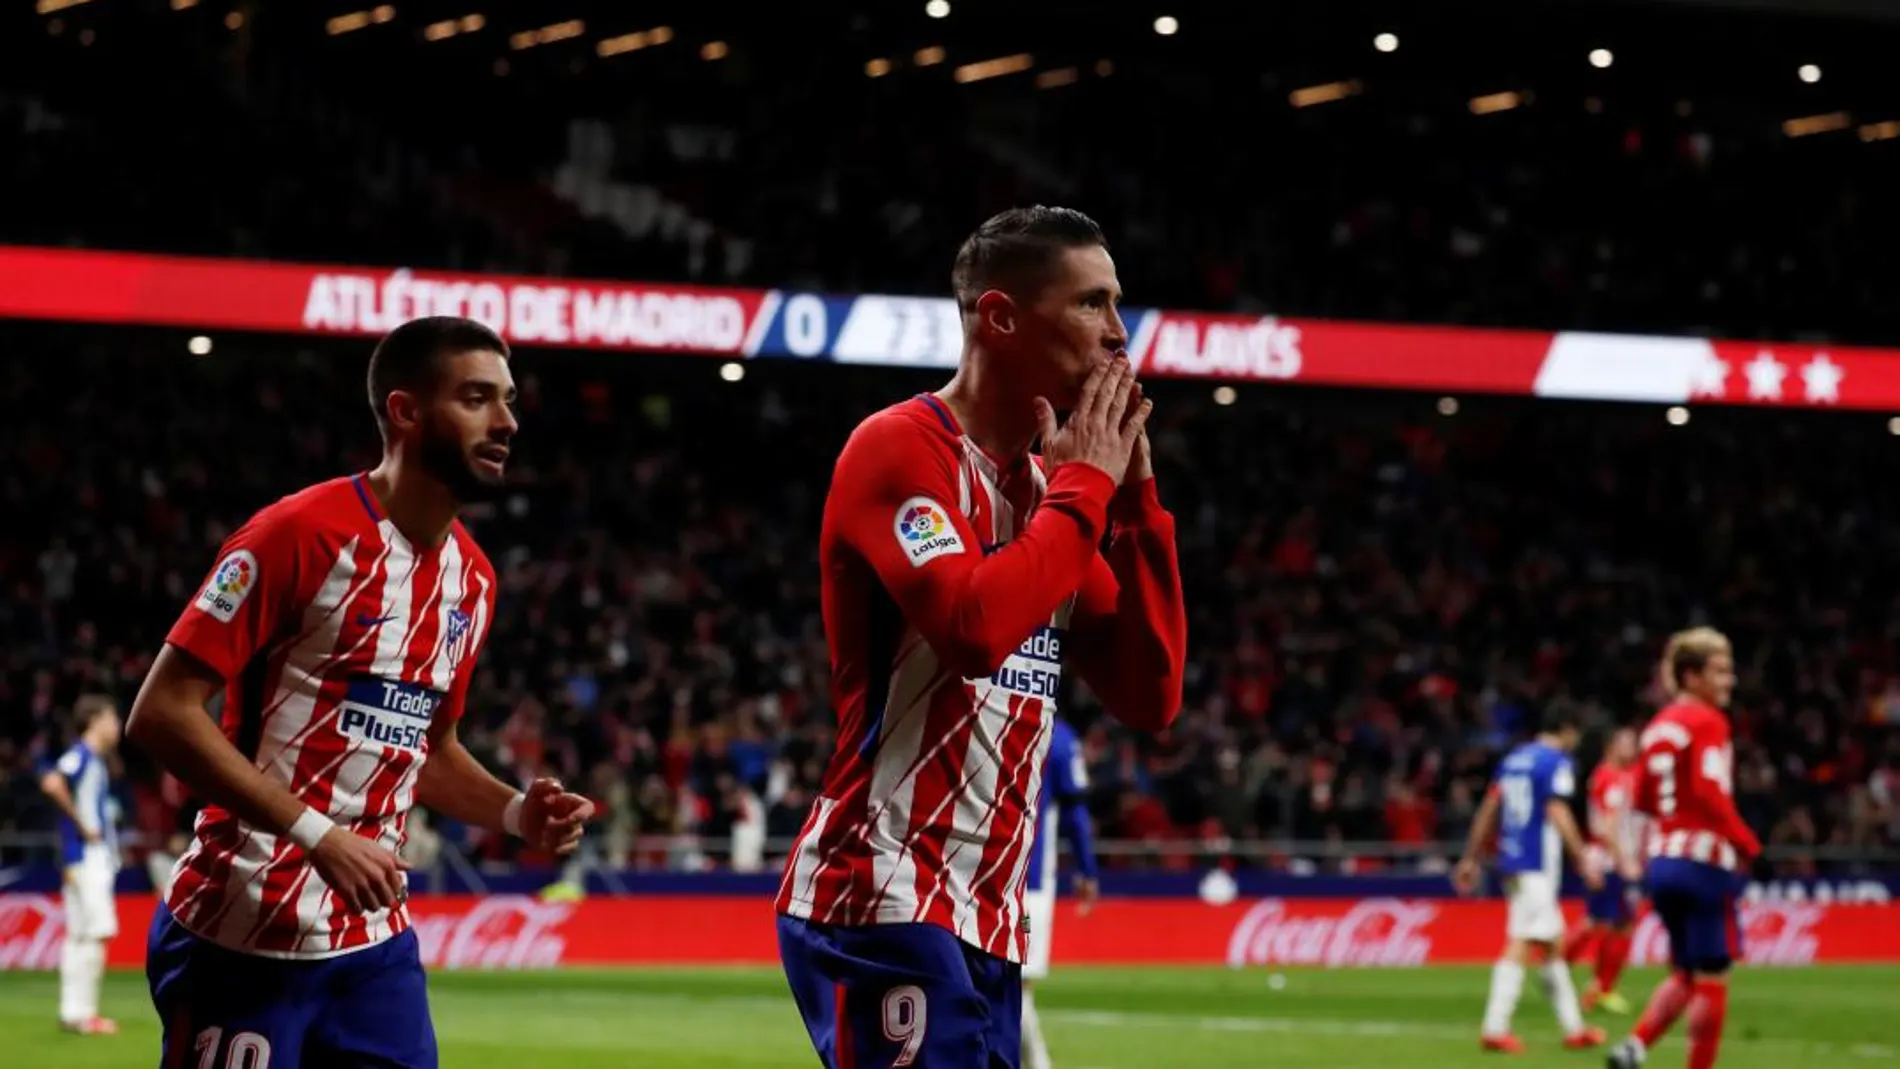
[366,316,510,435]
[73,694,115,732]
[1536,702,1581,736]
[951,205,1106,312]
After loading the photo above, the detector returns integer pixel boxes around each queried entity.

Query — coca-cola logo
[409,896,573,970]
[1226,898,1438,968]
[0,894,65,971]
[1629,902,1822,967]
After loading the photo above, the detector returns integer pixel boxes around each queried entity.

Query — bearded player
[127,317,594,1069]
[1566,727,1645,1014]
[1608,628,1760,1069]
[775,206,1188,1067]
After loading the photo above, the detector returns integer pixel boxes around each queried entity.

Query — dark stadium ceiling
[11,0,1900,116]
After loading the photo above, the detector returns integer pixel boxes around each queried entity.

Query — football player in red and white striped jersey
[1608,627,1761,1069]
[128,317,593,1069]
[775,207,1189,1068]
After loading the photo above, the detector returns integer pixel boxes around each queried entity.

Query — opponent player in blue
[38,695,124,1035]
[1020,717,1099,1069]
[1455,707,1605,1053]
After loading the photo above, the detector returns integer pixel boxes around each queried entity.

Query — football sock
[1541,959,1586,1034]
[1597,930,1633,994]
[1685,978,1728,1069]
[1633,971,1692,1047]
[1481,960,1526,1037]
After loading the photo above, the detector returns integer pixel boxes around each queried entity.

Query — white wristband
[286,806,336,852]
[502,792,526,837]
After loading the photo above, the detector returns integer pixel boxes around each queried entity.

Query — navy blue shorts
[1644,858,1744,974]
[778,914,1022,1068]
[1585,871,1636,926]
[147,903,436,1069]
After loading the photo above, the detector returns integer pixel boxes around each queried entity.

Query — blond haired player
[1609,628,1760,1069]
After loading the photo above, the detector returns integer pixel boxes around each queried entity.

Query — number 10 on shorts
[195,1027,272,1069]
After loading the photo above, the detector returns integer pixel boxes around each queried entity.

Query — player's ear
[975,289,1017,337]
[385,389,423,433]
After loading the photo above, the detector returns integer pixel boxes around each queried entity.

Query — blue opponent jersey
[50,741,118,868]
[1493,740,1575,878]
[1026,720,1091,894]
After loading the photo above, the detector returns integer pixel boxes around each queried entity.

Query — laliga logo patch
[195,549,257,623]
[894,496,964,567]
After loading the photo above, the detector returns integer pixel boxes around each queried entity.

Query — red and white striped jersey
[1586,761,1642,871]
[163,474,496,959]
[776,395,1186,964]
[1634,697,1762,872]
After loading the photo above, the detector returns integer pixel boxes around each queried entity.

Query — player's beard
[419,421,507,504]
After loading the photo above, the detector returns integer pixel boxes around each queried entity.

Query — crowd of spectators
[1,3,1898,877]
[1,327,1895,878]
[5,2,1900,344]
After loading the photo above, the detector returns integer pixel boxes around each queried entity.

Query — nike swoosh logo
[356,614,397,628]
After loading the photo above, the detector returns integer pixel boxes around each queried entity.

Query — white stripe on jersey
[425,538,468,692]
[191,540,364,945]
[941,684,1013,943]
[848,648,957,926]
[989,713,1054,955]
[784,796,838,908]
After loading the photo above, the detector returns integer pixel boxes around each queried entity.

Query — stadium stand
[1,0,1897,878]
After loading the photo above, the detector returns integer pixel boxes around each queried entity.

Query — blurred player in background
[1608,628,1760,1069]
[38,694,123,1035]
[127,317,594,1069]
[775,206,1188,1067]
[1454,707,1606,1053]
[1021,716,1100,1069]
[1566,727,1645,1014]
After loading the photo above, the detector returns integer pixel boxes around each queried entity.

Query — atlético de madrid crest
[443,609,473,668]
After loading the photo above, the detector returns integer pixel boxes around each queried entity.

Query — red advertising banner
[4,894,1898,971]
[0,246,771,353]
[7,245,1900,410]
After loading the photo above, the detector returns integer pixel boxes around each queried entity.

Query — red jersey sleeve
[165,506,323,682]
[828,412,1116,680]
[1690,713,1762,861]
[1067,478,1188,731]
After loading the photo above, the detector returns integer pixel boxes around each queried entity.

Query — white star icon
[1801,354,1844,403]
[1744,351,1786,400]
[1689,352,1730,397]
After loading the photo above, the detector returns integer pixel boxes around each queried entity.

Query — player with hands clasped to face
[1034,357,1153,485]
[129,317,593,1069]
[776,206,1188,1068]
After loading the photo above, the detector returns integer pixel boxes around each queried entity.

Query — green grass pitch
[3,965,1892,1067]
